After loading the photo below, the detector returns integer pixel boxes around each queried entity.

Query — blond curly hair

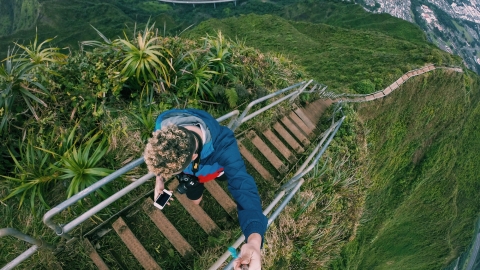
[144,125,195,177]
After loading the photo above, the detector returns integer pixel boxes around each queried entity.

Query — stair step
[262,129,296,163]
[294,108,316,131]
[142,198,196,258]
[288,111,314,136]
[238,140,274,181]
[112,217,162,270]
[248,131,287,173]
[303,99,333,124]
[83,238,109,270]
[167,181,220,235]
[204,181,237,217]
[280,116,309,145]
[273,122,304,154]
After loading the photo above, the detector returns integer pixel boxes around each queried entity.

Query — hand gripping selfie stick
[228,247,249,270]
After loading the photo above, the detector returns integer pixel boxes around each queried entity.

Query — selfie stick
[227,247,249,270]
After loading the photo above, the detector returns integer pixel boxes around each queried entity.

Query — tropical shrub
[113,23,174,87]
[202,31,234,84]
[353,79,376,94]
[1,135,59,214]
[0,34,66,133]
[53,129,113,200]
[52,48,125,121]
[0,49,49,132]
[176,51,218,100]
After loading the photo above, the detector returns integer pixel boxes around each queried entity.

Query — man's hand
[154,175,165,200]
[234,233,262,270]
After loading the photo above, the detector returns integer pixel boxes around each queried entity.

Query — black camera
[177,173,200,194]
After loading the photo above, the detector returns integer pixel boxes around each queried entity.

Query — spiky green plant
[55,131,113,199]
[0,48,50,132]
[113,23,174,87]
[178,52,218,99]
[129,104,156,142]
[80,25,113,50]
[202,31,233,78]
[1,137,59,214]
[15,30,67,66]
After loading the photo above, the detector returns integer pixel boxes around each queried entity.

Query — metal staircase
[1,81,344,270]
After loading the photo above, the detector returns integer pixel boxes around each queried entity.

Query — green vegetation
[0,0,39,36]
[0,17,301,269]
[331,71,480,270]
[0,0,430,58]
[186,13,458,92]
[451,21,472,44]
[1,0,479,269]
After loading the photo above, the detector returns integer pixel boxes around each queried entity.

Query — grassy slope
[280,1,427,44]
[186,13,459,92]
[0,0,435,59]
[0,0,39,36]
[331,70,480,269]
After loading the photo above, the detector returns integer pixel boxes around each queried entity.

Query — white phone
[153,190,172,210]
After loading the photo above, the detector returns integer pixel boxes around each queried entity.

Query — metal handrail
[0,228,54,270]
[43,157,145,238]
[222,179,305,270]
[280,116,345,192]
[230,81,306,131]
[1,246,38,270]
[42,80,316,239]
[209,108,345,269]
[217,109,240,129]
[3,80,327,269]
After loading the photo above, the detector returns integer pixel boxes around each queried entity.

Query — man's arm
[216,129,268,242]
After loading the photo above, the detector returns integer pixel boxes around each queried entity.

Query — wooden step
[273,122,304,154]
[204,180,237,217]
[288,111,314,136]
[83,238,109,270]
[294,108,316,131]
[167,181,220,235]
[248,131,287,173]
[142,198,196,258]
[303,99,333,124]
[280,116,309,146]
[112,217,162,270]
[238,140,274,181]
[263,129,296,163]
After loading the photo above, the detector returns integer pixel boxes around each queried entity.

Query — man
[143,108,267,269]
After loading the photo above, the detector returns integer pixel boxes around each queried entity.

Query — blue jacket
[155,109,268,242]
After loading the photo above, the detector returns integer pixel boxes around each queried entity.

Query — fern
[212,84,225,97]
[224,88,238,108]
